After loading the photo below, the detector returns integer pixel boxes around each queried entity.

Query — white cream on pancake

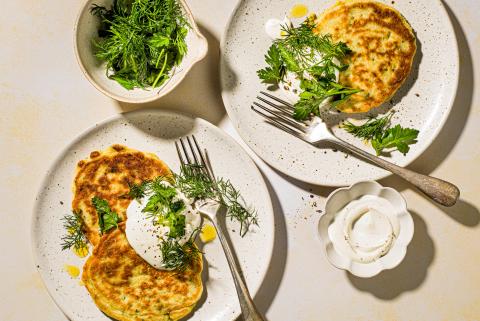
[125,182,201,270]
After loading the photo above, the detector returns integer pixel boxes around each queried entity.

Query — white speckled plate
[32,109,274,321]
[220,0,459,186]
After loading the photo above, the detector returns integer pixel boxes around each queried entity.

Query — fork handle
[210,217,266,321]
[328,138,460,207]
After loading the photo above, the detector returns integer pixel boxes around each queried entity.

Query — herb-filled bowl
[74,0,208,103]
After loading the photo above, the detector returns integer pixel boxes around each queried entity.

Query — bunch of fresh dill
[257,17,360,120]
[91,0,189,89]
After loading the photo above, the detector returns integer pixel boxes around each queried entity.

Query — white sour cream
[328,195,400,263]
[125,185,201,270]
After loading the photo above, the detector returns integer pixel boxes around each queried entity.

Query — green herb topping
[175,164,258,237]
[92,196,120,234]
[160,229,201,271]
[341,112,419,155]
[91,0,189,89]
[61,210,88,251]
[257,18,360,120]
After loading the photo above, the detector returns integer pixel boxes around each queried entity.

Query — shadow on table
[115,24,227,126]
[401,1,474,177]
[346,210,435,300]
[236,168,289,321]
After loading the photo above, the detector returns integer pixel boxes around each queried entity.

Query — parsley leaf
[371,125,419,155]
[257,44,285,83]
[92,196,120,234]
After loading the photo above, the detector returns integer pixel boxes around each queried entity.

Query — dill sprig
[127,165,258,237]
[175,164,258,237]
[257,17,360,120]
[61,210,88,251]
[160,229,201,271]
[341,112,394,140]
[91,0,189,89]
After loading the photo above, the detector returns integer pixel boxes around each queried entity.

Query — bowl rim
[317,180,415,278]
[73,0,208,103]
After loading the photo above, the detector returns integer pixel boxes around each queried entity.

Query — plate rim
[219,0,460,187]
[31,108,275,321]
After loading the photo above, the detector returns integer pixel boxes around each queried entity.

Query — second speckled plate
[32,109,274,321]
[220,0,458,186]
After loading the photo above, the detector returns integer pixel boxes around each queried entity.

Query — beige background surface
[1,0,479,320]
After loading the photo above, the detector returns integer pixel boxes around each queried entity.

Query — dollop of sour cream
[328,195,400,263]
[125,183,201,270]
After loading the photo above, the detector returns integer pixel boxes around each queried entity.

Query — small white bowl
[317,181,414,278]
[74,0,208,103]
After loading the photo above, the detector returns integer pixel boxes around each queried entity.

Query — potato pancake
[315,0,416,113]
[72,144,172,246]
[82,223,203,321]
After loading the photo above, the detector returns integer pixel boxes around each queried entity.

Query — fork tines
[175,135,214,180]
[251,91,307,137]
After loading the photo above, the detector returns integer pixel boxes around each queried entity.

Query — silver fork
[252,91,460,207]
[175,136,265,321]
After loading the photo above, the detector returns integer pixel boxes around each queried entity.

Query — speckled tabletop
[1,1,479,320]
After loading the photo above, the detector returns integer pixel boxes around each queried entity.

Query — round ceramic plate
[32,110,274,321]
[220,0,459,186]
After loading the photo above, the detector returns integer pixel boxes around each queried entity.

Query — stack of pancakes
[73,144,203,321]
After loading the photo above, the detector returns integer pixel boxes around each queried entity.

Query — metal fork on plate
[175,136,265,321]
[251,91,460,207]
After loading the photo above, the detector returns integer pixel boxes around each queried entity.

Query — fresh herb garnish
[160,229,201,271]
[129,177,188,239]
[257,17,360,120]
[371,125,419,155]
[91,0,189,89]
[175,164,258,237]
[128,165,258,237]
[61,210,88,251]
[341,112,419,155]
[92,196,120,234]
[257,44,285,83]
[342,112,394,141]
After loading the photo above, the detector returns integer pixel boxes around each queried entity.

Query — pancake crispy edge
[82,223,203,321]
[72,144,173,246]
[315,0,417,113]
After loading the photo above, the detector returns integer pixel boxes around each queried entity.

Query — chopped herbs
[257,17,360,120]
[341,112,419,155]
[128,165,258,237]
[91,0,189,89]
[160,230,201,271]
[92,196,120,234]
[175,164,258,237]
[61,210,88,251]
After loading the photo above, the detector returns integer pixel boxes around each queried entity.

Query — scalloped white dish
[317,181,414,278]
[74,0,208,103]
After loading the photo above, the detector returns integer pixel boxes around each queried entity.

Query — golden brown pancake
[82,223,203,321]
[315,0,416,113]
[72,144,172,246]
